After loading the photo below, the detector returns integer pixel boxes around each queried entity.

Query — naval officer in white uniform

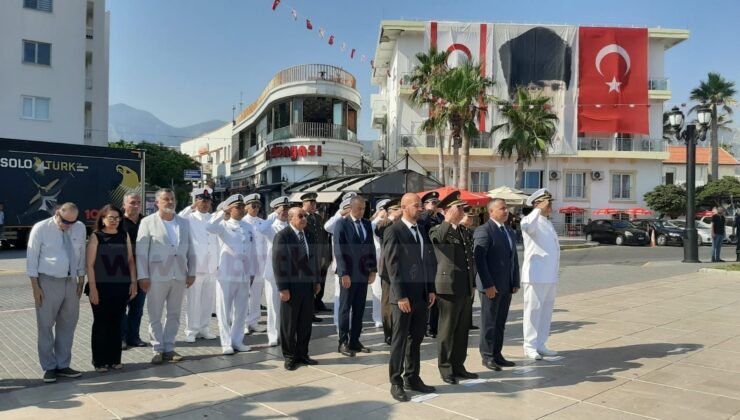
[243,193,275,334]
[520,188,561,360]
[206,194,257,354]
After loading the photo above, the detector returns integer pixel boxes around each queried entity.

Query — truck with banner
[0,138,145,249]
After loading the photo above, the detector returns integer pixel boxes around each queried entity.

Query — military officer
[419,191,444,338]
[302,193,332,314]
[429,191,478,384]
[243,193,275,334]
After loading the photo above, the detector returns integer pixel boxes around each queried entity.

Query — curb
[561,242,599,251]
[699,268,740,277]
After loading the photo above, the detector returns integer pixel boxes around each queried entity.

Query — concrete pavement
[1,268,740,419]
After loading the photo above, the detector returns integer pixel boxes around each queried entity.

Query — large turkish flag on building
[578,27,648,134]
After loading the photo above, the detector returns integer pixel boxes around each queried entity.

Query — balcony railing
[84,128,92,140]
[564,185,585,199]
[236,64,357,125]
[648,78,669,90]
[269,122,357,143]
[399,132,493,149]
[85,77,93,89]
[578,137,665,152]
[399,72,414,88]
[86,27,93,39]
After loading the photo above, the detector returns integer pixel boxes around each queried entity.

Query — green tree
[410,47,449,184]
[110,140,198,207]
[696,176,740,208]
[690,72,737,182]
[433,61,495,189]
[493,87,559,189]
[643,184,687,218]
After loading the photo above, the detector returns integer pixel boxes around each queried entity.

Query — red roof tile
[664,146,738,165]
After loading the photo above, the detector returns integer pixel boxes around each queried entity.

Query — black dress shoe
[338,343,355,357]
[312,316,322,323]
[494,358,516,368]
[260,304,267,310]
[315,303,331,312]
[482,360,502,371]
[349,343,371,353]
[284,360,297,371]
[121,341,128,351]
[470,325,480,330]
[299,357,319,365]
[391,384,409,402]
[441,375,458,384]
[425,330,437,338]
[454,370,479,379]
[384,336,392,346]
[128,340,148,347]
[404,379,436,393]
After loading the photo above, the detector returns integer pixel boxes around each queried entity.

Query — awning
[288,191,343,203]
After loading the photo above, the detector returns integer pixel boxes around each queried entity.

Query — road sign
[183,169,202,181]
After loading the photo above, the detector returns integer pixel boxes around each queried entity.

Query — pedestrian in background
[85,205,138,372]
[120,192,147,349]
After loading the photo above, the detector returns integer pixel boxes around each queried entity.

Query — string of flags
[270,0,372,68]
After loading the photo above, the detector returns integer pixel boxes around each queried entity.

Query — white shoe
[234,344,252,352]
[249,324,267,333]
[222,347,235,355]
[268,341,279,347]
[199,332,218,340]
[538,347,558,357]
[525,350,542,360]
[185,335,196,343]
[374,322,383,328]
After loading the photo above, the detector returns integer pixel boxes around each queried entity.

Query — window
[471,171,490,192]
[665,171,675,185]
[23,40,51,65]
[565,172,586,199]
[612,173,632,200]
[523,170,543,190]
[24,0,53,12]
[616,133,633,151]
[21,96,50,120]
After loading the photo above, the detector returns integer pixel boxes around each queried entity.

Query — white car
[697,216,737,244]
[669,220,712,246]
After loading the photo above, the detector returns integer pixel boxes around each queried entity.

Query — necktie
[354,219,365,241]
[298,231,309,257]
[500,225,513,250]
[411,225,423,259]
[62,230,76,277]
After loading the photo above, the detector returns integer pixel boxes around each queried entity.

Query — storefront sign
[266,144,323,161]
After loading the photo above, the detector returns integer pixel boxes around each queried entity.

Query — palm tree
[493,87,559,190]
[410,47,449,184]
[690,72,737,181]
[433,61,495,189]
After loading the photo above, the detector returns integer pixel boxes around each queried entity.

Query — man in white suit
[179,188,219,342]
[243,193,275,334]
[136,189,196,364]
[262,196,290,346]
[206,194,258,354]
[520,188,561,360]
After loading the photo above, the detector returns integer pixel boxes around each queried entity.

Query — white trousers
[263,276,281,344]
[216,279,250,351]
[246,275,265,327]
[370,276,382,325]
[522,282,557,353]
[185,273,217,338]
[333,275,340,328]
[147,279,186,353]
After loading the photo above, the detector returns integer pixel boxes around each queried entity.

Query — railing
[399,72,414,87]
[85,77,92,89]
[84,128,92,140]
[236,64,357,125]
[578,137,665,152]
[565,185,585,199]
[648,78,669,90]
[399,132,493,149]
[86,27,94,39]
[270,122,357,143]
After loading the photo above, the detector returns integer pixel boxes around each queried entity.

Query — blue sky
[108,0,739,141]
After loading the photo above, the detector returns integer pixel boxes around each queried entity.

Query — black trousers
[280,291,313,362]
[91,295,128,367]
[427,301,439,333]
[380,279,393,341]
[121,285,146,344]
[314,258,330,308]
[338,281,368,346]
[479,290,512,363]
[388,302,427,385]
[437,293,472,376]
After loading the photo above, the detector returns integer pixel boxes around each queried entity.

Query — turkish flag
[578,27,648,134]
[306,19,313,30]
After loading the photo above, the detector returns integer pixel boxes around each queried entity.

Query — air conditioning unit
[591,170,603,181]
[401,136,412,147]
[549,170,560,180]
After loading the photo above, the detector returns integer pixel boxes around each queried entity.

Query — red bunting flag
[328,35,334,45]
[271,0,280,11]
[306,19,313,30]
[350,49,356,59]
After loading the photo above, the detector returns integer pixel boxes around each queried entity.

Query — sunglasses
[105,216,122,222]
[296,214,306,219]
[60,217,77,225]
[250,203,261,209]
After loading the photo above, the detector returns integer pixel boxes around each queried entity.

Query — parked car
[669,220,712,246]
[633,219,684,246]
[697,216,737,244]
[583,220,650,246]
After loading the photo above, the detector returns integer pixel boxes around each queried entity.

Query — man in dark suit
[384,193,437,402]
[334,196,377,356]
[374,198,402,345]
[418,191,444,338]
[301,193,331,314]
[473,198,520,371]
[429,192,478,384]
[272,207,321,371]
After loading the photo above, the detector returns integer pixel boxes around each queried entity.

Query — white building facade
[229,64,363,204]
[0,0,109,146]
[371,20,688,225]
[180,123,233,193]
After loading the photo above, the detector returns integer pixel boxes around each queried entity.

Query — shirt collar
[290,224,303,236]
[401,217,417,230]
[491,219,505,229]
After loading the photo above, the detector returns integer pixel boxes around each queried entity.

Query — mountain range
[108,103,227,146]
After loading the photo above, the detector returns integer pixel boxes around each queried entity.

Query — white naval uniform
[323,210,344,328]
[369,218,384,327]
[520,208,561,354]
[243,213,276,330]
[179,207,219,339]
[206,213,257,351]
[261,217,288,344]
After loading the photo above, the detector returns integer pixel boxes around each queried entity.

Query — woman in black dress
[85,205,137,372]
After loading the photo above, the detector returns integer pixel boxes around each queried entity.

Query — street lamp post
[669,105,712,263]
